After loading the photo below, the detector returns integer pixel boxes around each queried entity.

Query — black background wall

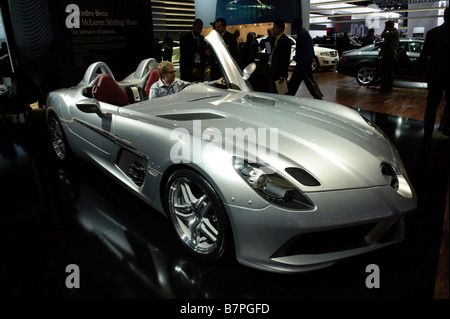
[1,0,155,106]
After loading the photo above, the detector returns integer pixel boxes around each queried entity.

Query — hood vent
[285,167,321,187]
[244,94,276,106]
[187,94,223,102]
[157,113,225,121]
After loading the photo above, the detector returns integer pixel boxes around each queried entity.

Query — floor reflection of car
[55,163,219,298]
[336,38,424,85]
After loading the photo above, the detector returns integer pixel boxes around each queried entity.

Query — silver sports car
[46,30,417,273]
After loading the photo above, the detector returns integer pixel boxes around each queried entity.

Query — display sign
[3,0,154,101]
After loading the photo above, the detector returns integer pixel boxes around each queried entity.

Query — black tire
[48,113,71,161]
[165,169,233,262]
[356,65,376,85]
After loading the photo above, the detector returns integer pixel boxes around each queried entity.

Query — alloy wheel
[49,115,66,160]
[168,177,218,254]
[166,169,231,261]
[356,66,375,85]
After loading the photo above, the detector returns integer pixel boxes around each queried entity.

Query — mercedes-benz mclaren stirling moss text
[46,30,417,273]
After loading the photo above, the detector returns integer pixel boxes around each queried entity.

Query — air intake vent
[285,167,321,186]
[157,113,225,121]
[380,162,399,190]
[128,162,146,186]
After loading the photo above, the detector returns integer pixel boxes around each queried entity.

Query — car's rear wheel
[165,169,232,262]
[48,113,70,161]
[356,65,376,85]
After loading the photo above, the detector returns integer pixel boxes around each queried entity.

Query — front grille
[329,51,338,57]
[271,217,404,258]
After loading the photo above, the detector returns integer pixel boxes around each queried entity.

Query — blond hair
[157,60,174,77]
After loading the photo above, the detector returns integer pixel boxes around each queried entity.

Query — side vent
[115,148,148,187]
[128,162,146,186]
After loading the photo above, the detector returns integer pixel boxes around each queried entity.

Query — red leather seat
[92,74,129,106]
[144,69,160,98]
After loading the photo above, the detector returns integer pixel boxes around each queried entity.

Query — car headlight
[232,157,315,210]
[318,51,330,56]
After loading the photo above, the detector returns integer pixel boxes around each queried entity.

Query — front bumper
[225,184,416,273]
[318,56,339,68]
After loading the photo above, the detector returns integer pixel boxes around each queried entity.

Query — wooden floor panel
[297,70,446,124]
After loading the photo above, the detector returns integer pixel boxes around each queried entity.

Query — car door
[68,99,119,157]
[405,40,423,78]
[395,40,423,80]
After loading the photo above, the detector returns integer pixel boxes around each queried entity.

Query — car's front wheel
[48,113,70,161]
[165,169,232,262]
[356,65,376,85]
[311,57,320,72]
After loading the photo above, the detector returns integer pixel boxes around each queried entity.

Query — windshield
[205,30,254,92]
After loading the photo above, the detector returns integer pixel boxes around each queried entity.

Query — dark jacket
[380,28,399,57]
[361,35,375,47]
[209,30,240,80]
[240,39,258,68]
[269,33,291,79]
[179,30,207,81]
[294,27,314,68]
[221,30,239,61]
[417,20,449,81]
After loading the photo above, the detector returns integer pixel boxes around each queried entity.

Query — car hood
[314,46,337,53]
[123,86,402,192]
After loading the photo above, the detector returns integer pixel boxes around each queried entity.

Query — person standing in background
[336,32,351,57]
[287,18,322,99]
[379,20,399,92]
[268,19,291,94]
[213,18,239,60]
[239,32,258,69]
[180,19,207,82]
[361,28,376,47]
[259,28,275,54]
[209,18,239,80]
[417,7,449,138]
[162,32,174,62]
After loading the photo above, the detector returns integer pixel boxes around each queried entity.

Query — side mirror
[76,98,104,117]
[243,63,257,80]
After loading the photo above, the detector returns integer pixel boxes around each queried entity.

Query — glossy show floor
[0,71,448,302]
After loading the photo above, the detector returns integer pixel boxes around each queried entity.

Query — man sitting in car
[149,61,223,99]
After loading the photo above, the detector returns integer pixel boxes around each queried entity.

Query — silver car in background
[46,30,417,273]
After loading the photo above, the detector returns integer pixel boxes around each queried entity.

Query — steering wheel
[83,62,115,85]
